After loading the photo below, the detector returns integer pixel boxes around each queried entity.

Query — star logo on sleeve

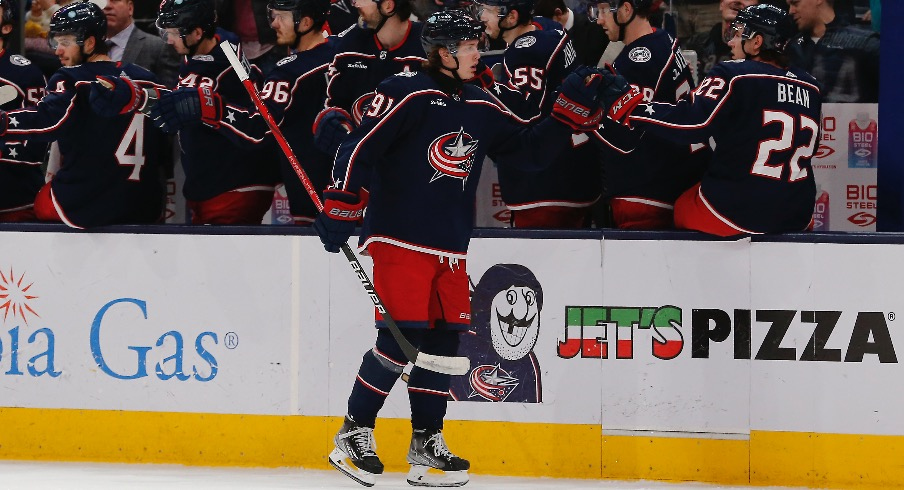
[8,147,17,158]
[226,111,236,124]
[9,116,18,127]
[644,104,655,115]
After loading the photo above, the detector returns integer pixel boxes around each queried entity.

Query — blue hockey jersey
[595,28,708,205]
[490,26,601,210]
[332,70,577,257]
[629,60,822,234]
[325,21,426,122]
[174,33,280,202]
[0,50,47,213]
[7,61,164,228]
[214,39,339,223]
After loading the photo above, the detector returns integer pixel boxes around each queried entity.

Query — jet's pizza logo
[560,306,898,363]
[0,269,39,325]
[427,127,479,189]
[450,264,542,403]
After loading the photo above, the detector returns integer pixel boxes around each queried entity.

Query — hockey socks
[347,328,424,427]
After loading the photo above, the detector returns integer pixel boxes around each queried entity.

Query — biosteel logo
[559,306,898,363]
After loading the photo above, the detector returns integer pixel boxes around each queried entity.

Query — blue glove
[313,189,364,253]
[551,66,604,132]
[597,64,643,126]
[312,107,354,155]
[90,76,157,117]
[147,86,223,134]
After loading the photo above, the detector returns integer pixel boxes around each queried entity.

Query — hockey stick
[219,41,470,376]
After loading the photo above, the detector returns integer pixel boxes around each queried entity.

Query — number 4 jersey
[629,60,823,234]
[7,61,165,228]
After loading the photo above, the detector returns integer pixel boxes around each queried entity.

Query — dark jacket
[215,0,276,45]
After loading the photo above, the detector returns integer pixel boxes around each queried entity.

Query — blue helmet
[733,4,797,53]
[267,0,331,30]
[421,9,485,56]
[156,0,218,39]
[476,0,534,22]
[49,1,107,48]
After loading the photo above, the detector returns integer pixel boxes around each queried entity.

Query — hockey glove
[467,61,496,90]
[550,66,604,132]
[312,107,354,156]
[89,76,160,118]
[147,86,223,134]
[598,64,643,126]
[313,189,364,253]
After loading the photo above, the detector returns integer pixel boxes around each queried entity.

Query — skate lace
[429,432,455,460]
[351,427,378,457]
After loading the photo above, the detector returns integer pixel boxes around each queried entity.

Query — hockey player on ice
[314,9,607,487]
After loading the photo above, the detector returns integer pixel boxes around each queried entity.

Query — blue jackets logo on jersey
[427,127,479,188]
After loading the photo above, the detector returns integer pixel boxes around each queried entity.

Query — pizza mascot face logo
[427,127,479,189]
[449,264,543,403]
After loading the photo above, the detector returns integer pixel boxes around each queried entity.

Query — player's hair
[532,0,567,19]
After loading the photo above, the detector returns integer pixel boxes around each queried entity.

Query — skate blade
[328,448,377,487]
[406,465,469,487]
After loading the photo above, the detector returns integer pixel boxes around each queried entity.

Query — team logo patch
[9,55,30,66]
[191,54,214,61]
[513,36,536,49]
[628,47,652,62]
[427,127,478,188]
[351,92,375,125]
[276,54,297,66]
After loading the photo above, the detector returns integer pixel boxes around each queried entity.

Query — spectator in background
[216,0,283,76]
[685,0,758,79]
[104,0,180,88]
[786,0,879,102]
[535,0,608,66]
[670,0,722,46]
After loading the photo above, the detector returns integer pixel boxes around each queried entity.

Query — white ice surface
[0,461,798,490]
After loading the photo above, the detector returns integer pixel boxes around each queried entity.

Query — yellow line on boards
[0,408,901,488]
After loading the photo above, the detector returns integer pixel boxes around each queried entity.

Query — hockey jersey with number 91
[629,60,822,234]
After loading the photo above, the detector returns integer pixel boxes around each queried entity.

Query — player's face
[476,4,502,40]
[595,2,620,42]
[454,40,481,79]
[727,24,757,59]
[104,0,134,36]
[160,27,196,55]
[269,9,297,45]
[351,0,382,29]
[51,34,83,66]
[786,0,816,33]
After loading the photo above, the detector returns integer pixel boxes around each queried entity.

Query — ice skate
[405,428,470,487]
[328,416,384,487]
